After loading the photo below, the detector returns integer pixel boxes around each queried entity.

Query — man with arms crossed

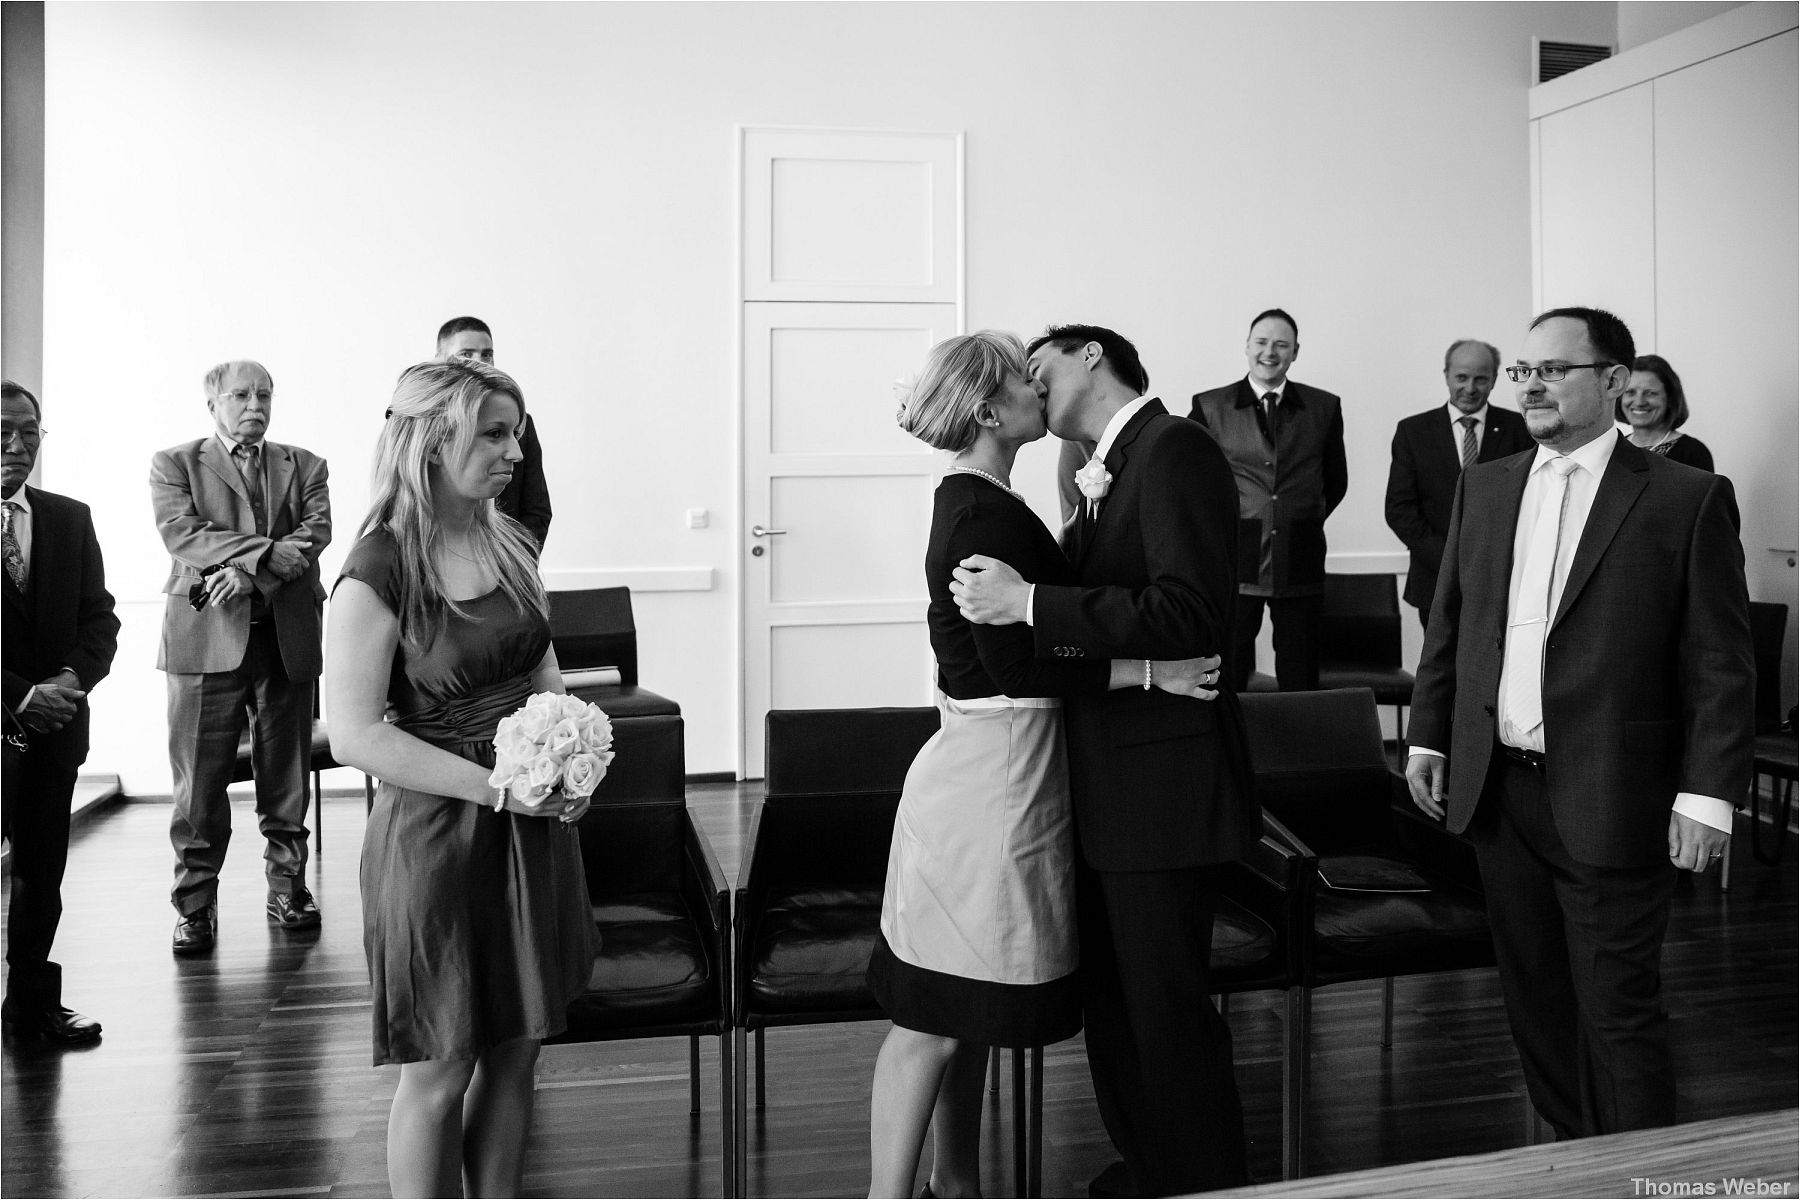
[1385,339,1531,629]
[1406,307,1752,1137]
[153,361,331,953]
[1,381,119,1042]
[954,325,1257,1194]
[436,316,552,549]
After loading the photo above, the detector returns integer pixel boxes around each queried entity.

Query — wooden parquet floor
[2,786,1795,1198]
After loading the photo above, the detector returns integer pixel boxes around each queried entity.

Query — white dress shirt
[1412,431,1732,833]
[1447,402,1488,454]
[1026,395,1158,625]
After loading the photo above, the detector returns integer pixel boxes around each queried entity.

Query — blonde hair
[360,359,547,650]
[896,330,1026,453]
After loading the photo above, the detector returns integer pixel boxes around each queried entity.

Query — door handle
[750,525,788,537]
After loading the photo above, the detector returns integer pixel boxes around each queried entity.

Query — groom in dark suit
[1384,339,1532,627]
[1406,307,1752,1138]
[953,325,1258,1194]
[1,380,119,1043]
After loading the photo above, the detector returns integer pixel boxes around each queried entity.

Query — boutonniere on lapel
[1075,456,1113,502]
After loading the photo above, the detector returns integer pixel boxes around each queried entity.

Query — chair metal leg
[754,1026,766,1109]
[735,1025,749,1198]
[1380,977,1395,1048]
[1028,1045,1044,1199]
[311,769,323,852]
[1011,1047,1027,1195]
[1283,986,1310,1180]
[1393,704,1408,770]
[690,1035,701,1115]
[719,1030,734,1199]
[1721,811,1734,891]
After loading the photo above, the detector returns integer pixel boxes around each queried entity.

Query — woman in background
[326,359,594,1198]
[1620,353,1714,470]
[867,331,1220,1198]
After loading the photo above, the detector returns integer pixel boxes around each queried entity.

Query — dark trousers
[166,623,312,915]
[1230,592,1322,691]
[1077,861,1249,1194]
[2,747,78,1012]
[1469,754,1678,1138]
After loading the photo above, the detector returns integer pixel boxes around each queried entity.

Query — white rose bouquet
[487,692,615,815]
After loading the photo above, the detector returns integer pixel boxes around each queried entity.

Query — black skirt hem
[866,932,1081,1048]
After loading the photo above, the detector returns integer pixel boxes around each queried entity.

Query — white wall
[1617,1,1747,49]
[40,1,1625,789]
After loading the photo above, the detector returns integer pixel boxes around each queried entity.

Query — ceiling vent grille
[1537,40,1613,83]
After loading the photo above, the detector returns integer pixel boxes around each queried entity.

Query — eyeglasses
[1504,362,1614,383]
[1,426,44,450]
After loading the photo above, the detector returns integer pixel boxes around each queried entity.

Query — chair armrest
[681,809,729,934]
[1387,772,1485,895]
[732,801,769,1023]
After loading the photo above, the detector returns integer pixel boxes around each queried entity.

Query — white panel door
[741,302,958,774]
[742,127,961,304]
[1537,85,1657,342]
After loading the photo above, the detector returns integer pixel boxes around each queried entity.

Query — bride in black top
[866,331,1220,1198]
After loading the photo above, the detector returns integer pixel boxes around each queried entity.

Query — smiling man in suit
[1,381,119,1044]
[436,316,552,550]
[952,324,1257,1194]
[1385,339,1533,628]
[1192,309,1347,691]
[1406,307,1753,1138]
[152,361,331,954]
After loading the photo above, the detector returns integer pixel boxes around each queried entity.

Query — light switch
[686,508,709,529]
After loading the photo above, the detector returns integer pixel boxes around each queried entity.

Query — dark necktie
[1264,391,1280,443]
[2,502,24,590]
[234,443,268,536]
[1459,416,1479,471]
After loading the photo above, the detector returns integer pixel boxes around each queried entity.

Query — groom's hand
[952,555,1028,625]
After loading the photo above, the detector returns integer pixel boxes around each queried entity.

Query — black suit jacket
[1,487,120,770]
[1408,437,1753,868]
[1384,404,1533,611]
[498,414,553,549]
[1191,379,1347,597]
[1032,401,1259,871]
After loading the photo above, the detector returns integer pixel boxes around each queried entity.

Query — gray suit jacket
[151,437,331,678]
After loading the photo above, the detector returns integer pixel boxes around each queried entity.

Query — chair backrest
[576,800,686,899]
[1241,688,1392,854]
[764,706,940,797]
[1318,573,1403,671]
[595,713,685,805]
[548,587,639,685]
[1750,601,1789,735]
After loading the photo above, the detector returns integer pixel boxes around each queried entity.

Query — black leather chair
[1241,688,1494,1177]
[547,713,734,1197]
[1318,573,1415,767]
[732,706,938,1197]
[1747,601,1795,871]
[549,587,680,720]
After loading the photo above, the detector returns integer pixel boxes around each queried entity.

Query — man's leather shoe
[173,906,217,954]
[267,886,321,928]
[2,1003,102,1045]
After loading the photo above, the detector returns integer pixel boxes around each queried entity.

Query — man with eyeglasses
[0,381,119,1043]
[1384,339,1533,630]
[1405,308,1753,1139]
[1191,308,1346,691]
[151,361,332,954]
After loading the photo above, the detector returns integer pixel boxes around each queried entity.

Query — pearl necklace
[946,466,1020,497]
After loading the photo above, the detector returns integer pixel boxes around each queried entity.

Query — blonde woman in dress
[866,332,1221,1198]
[327,360,595,1197]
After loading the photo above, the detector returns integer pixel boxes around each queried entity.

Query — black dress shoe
[173,906,217,955]
[1088,1161,1138,1198]
[266,886,321,929]
[2,1004,103,1045]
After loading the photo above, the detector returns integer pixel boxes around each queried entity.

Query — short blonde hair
[897,330,1026,453]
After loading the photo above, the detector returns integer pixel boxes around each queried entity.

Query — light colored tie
[1501,457,1580,738]
[1458,416,1478,471]
[1,502,23,590]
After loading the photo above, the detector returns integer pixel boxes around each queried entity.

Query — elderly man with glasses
[1,380,119,1043]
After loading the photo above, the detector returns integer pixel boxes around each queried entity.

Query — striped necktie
[2,502,24,590]
[1458,416,1479,470]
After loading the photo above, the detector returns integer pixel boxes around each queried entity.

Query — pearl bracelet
[492,789,507,813]
[1143,659,1152,691]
